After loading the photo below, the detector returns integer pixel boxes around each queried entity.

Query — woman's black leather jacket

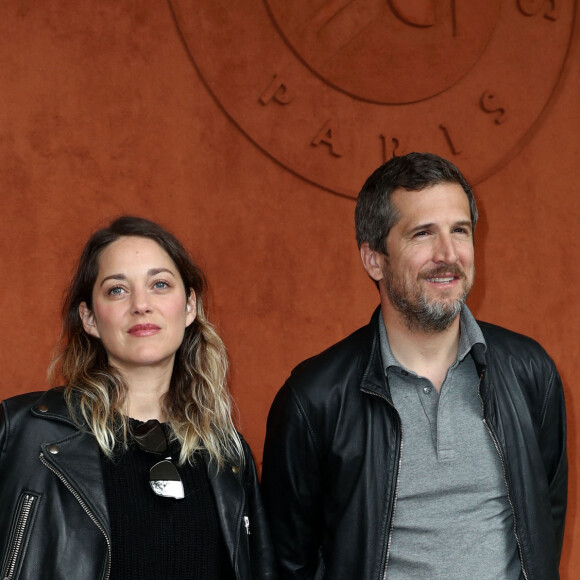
[262,309,567,579]
[0,388,276,580]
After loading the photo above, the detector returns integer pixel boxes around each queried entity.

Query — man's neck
[381,304,461,393]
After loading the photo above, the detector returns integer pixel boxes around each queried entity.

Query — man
[261,153,567,579]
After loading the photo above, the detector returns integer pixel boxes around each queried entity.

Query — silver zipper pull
[243,516,250,535]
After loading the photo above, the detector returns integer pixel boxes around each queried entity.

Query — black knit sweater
[101,422,234,579]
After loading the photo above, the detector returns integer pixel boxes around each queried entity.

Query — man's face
[381,183,475,333]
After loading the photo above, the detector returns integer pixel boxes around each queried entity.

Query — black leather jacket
[0,388,276,580]
[262,309,567,579]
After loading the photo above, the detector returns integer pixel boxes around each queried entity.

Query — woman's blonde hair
[50,216,243,467]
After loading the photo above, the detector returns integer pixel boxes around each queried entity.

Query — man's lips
[422,266,465,285]
[425,275,458,284]
[128,323,161,337]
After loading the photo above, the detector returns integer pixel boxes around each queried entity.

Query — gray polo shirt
[379,306,522,579]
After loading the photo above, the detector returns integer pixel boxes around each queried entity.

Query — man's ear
[185,291,197,327]
[360,243,386,282]
[79,302,100,338]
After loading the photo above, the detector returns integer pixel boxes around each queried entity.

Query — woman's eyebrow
[99,268,176,287]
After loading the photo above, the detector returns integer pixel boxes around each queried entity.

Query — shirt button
[423,386,432,395]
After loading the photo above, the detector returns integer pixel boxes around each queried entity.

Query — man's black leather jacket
[0,388,276,580]
[262,309,567,579]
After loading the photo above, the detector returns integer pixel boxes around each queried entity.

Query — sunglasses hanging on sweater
[132,419,185,500]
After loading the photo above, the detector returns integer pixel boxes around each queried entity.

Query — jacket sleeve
[261,383,324,579]
[0,401,6,459]
[539,364,568,562]
[241,439,278,579]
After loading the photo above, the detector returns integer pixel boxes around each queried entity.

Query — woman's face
[79,236,196,378]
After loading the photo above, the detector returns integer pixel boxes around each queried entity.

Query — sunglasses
[133,419,185,500]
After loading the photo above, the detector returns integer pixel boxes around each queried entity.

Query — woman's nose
[131,288,152,314]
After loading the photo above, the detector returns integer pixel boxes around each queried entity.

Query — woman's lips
[128,323,161,337]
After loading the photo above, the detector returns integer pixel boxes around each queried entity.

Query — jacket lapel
[32,389,111,537]
[205,453,244,576]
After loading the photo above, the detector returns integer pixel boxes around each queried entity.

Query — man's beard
[385,264,473,333]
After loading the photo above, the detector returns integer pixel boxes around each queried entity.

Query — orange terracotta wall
[0,1,578,575]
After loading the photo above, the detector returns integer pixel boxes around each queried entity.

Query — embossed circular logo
[263,1,501,104]
[171,0,576,198]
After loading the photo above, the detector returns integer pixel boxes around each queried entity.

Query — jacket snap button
[48,444,60,455]
[232,465,239,474]
[37,404,49,413]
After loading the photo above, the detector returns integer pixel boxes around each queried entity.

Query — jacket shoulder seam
[539,366,557,429]
[288,385,322,455]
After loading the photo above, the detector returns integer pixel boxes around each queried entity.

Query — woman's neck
[121,366,172,421]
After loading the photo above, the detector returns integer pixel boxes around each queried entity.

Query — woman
[0,216,275,580]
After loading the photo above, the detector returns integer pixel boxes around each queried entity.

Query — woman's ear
[185,291,197,327]
[79,302,100,338]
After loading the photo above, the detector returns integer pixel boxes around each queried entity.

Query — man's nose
[433,233,458,263]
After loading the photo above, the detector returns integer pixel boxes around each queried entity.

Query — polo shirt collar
[379,305,487,373]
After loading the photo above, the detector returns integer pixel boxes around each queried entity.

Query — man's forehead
[386,183,470,233]
[390,183,469,212]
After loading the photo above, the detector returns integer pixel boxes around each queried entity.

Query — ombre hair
[50,216,243,467]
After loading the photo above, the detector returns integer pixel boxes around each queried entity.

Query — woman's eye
[153,280,169,289]
[108,286,125,296]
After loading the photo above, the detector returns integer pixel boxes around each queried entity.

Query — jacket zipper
[477,373,529,580]
[243,516,250,535]
[361,388,403,580]
[2,493,38,580]
[39,453,112,580]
